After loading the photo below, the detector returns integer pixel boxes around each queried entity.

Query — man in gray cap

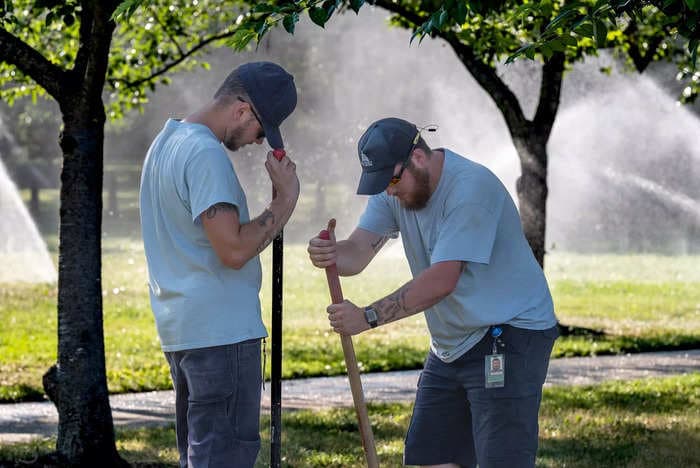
[140,61,299,468]
[308,117,558,468]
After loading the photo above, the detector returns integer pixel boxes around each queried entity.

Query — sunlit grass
[1,240,699,402]
[2,374,698,467]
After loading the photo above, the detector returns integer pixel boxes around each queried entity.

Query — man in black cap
[140,61,299,468]
[308,117,558,467]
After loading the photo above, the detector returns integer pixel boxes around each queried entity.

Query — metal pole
[270,149,285,468]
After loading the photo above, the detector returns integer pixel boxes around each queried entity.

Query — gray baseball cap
[356,118,419,195]
[237,62,297,149]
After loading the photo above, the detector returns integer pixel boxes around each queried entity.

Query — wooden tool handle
[319,230,379,468]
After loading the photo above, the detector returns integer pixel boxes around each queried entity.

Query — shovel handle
[319,230,379,468]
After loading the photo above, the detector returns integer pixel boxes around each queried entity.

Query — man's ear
[411,147,430,168]
[230,99,247,123]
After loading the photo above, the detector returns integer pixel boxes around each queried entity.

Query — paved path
[1,350,698,444]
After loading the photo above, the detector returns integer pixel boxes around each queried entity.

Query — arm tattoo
[205,202,238,219]
[371,236,388,253]
[257,209,275,227]
[254,209,279,253]
[373,283,411,324]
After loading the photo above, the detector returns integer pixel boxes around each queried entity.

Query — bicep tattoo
[205,202,238,219]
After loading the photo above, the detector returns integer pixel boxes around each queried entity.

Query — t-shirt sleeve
[431,176,506,265]
[357,194,399,238]
[185,148,244,223]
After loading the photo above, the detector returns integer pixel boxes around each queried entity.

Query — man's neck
[429,149,445,194]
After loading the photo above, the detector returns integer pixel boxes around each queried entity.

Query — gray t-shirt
[358,149,557,362]
[140,119,267,352]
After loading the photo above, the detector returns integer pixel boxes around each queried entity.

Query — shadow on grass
[537,424,700,468]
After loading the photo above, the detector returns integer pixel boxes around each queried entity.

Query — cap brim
[356,167,394,195]
[264,123,284,149]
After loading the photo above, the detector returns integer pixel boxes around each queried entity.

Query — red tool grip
[273,148,286,160]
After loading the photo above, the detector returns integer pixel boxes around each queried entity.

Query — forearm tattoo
[257,209,275,227]
[372,283,411,325]
[205,202,238,219]
[254,209,278,253]
[371,236,388,253]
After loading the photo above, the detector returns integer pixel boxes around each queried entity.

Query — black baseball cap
[237,62,297,149]
[356,118,419,195]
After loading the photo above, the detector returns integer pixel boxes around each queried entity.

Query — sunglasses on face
[237,97,265,140]
[388,130,422,186]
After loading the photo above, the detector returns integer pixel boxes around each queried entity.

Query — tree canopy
[115,0,699,102]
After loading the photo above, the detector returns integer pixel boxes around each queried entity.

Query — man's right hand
[265,151,299,204]
[308,219,337,268]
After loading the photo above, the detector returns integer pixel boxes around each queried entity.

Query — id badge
[485,354,505,388]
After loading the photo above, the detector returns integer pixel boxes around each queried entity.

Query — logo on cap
[360,152,373,167]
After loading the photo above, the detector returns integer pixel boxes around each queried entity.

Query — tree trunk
[55,112,124,467]
[514,136,548,267]
[51,2,124,464]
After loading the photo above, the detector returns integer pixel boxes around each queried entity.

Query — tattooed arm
[201,154,299,269]
[326,260,464,335]
[308,227,391,276]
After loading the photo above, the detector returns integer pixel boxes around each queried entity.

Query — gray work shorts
[404,325,559,468]
[165,339,262,468]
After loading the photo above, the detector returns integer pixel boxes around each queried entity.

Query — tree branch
[0,28,66,99]
[372,0,527,131]
[533,52,564,140]
[110,27,237,90]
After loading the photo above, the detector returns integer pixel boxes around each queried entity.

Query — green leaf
[546,8,579,32]
[252,4,276,14]
[548,38,566,52]
[593,19,607,47]
[439,9,448,28]
[309,7,328,28]
[229,28,258,51]
[541,43,553,59]
[283,12,299,34]
[574,22,594,38]
[111,0,144,22]
[562,34,578,47]
[684,0,700,11]
[322,0,337,17]
[456,2,468,24]
[349,0,365,14]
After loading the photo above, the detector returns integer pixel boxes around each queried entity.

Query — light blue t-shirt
[358,149,557,362]
[139,119,267,352]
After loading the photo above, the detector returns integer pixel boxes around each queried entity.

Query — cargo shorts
[404,325,559,467]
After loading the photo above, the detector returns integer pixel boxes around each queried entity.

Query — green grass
[1,374,698,467]
[1,239,700,402]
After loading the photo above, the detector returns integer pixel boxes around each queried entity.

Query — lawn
[1,237,699,403]
[1,374,698,467]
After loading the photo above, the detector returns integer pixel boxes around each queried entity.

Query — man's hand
[308,219,337,268]
[265,151,299,203]
[327,299,369,336]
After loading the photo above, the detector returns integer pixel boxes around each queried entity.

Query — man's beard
[401,165,431,210]
[223,126,246,151]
